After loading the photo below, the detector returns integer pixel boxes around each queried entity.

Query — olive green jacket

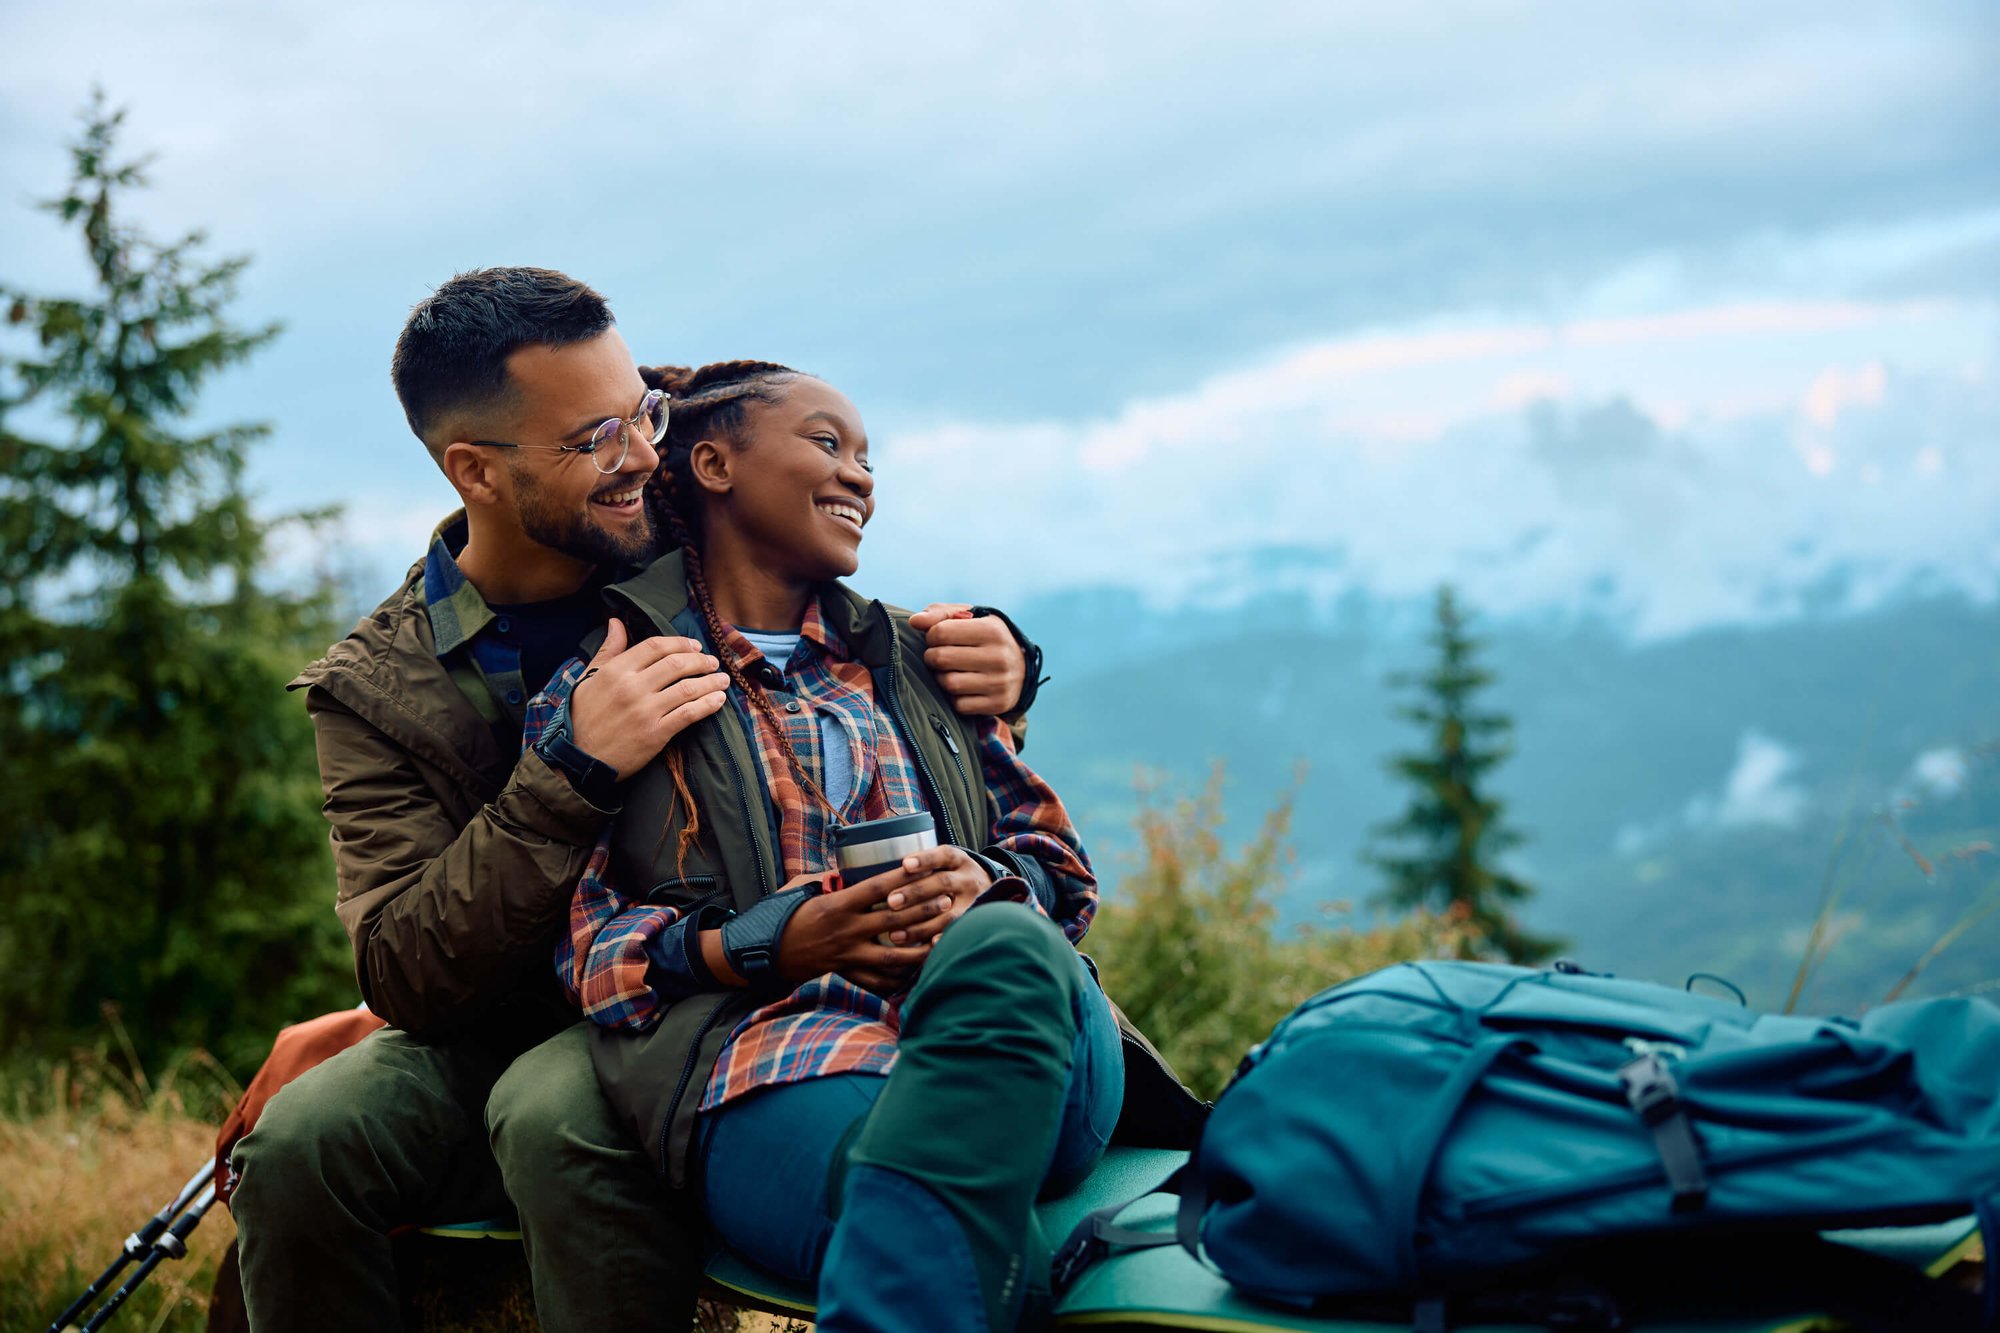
[288,514,610,1041]
[582,552,1208,1188]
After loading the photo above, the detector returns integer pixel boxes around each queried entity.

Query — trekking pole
[73,1180,218,1333]
[47,1158,215,1333]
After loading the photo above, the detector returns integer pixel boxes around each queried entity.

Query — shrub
[1089,764,1473,1100]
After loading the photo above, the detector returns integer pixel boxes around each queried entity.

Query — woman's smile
[816,496,866,538]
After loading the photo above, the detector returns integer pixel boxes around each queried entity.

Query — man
[230,267,1044,1331]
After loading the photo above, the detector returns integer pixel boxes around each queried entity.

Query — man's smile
[593,483,644,515]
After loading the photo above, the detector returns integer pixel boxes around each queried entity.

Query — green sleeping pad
[700,1146,1985,1331]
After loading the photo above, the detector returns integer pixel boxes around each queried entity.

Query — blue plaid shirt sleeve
[975,716,1099,944]
[517,655,582,756]
[531,655,689,1032]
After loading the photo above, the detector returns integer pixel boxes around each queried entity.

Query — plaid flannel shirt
[535,600,1096,1110]
[423,531,532,726]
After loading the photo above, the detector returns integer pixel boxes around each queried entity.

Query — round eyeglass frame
[468,388,669,474]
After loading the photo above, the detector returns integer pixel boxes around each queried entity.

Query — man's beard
[512,466,656,569]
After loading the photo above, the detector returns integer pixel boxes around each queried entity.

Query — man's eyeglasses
[469,388,669,475]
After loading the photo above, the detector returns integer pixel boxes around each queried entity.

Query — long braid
[643,360,841,872]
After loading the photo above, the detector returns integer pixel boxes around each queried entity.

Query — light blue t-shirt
[739,628,856,811]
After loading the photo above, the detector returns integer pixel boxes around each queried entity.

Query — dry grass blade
[0,1057,233,1333]
[1880,878,2000,1005]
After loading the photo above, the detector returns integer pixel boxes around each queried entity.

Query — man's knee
[488,1024,633,1206]
[488,1024,610,1145]
[232,1083,330,1225]
[233,1030,488,1232]
[233,1045,394,1227]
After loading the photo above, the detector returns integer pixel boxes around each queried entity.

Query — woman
[536,361,1193,1332]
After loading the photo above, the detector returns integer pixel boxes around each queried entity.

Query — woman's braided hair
[640,360,839,871]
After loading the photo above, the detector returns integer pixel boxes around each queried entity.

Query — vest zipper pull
[931,716,961,756]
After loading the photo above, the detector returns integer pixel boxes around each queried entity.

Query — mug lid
[834,812,936,845]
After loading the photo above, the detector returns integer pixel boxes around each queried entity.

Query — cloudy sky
[3,1,1995,636]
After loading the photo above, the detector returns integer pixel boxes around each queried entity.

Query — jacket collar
[600,549,900,668]
[421,512,491,658]
[288,509,512,796]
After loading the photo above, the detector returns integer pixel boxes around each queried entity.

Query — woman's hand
[878,845,994,948]
[774,866,940,994]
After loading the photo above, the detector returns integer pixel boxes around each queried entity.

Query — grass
[1786,739,2000,1014]
[1,1049,238,1333]
[0,1046,807,1333]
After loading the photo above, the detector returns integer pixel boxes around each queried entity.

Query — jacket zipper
[718,698,776,903]
[882,626,963,846]
[929,714,978,812]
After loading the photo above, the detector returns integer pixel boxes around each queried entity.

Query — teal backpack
[1059,961,2000,1330]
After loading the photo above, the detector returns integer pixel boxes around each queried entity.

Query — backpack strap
[1050,1164,1190,1293]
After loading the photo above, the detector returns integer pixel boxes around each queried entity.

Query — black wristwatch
[533,697,622,809]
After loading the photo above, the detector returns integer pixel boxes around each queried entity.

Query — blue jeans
[695,943,1123,1292]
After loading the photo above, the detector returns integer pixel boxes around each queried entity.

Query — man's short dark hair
[391,267,614,457]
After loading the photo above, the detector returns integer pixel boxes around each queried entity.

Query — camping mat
[699,1147,1983,1332]
[701,1146,1186,1318]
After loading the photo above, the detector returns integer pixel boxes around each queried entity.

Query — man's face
[491,329,658,567]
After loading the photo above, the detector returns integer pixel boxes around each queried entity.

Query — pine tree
[1366,586,1560,963]
[0,94,352,1073]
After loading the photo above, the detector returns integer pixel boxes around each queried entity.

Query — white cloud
[1492,371,1571,411]
[1567,301,1950,348]
[1801,362,1888,429]
[854,294,2000,635]
[265,488,459,594]
[1688,731,1811,831]
[1904,747,1969,801]
[1614,728,1816,854]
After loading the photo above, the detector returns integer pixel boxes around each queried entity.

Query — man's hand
[878,845,995,948]
[909,603,1025,716]
[569,618,730,778]
[773,864,949,995]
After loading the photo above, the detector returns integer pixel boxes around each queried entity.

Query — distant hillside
[1017,587,2000,1014]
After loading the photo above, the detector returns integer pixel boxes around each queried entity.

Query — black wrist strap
[970,605,1048,717]
[719,887,814,992]
[534,699,621,809]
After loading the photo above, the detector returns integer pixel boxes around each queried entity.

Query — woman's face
[700,376,875,584]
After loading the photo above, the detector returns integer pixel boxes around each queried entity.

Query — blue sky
[3,1,1995,636]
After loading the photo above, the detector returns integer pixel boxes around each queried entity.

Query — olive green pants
[231,1021,700,1332]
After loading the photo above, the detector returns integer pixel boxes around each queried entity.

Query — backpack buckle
[1617,1052,1710,1213]
[1616,1053,1680,1126]
[1050,1233,1101,1293]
